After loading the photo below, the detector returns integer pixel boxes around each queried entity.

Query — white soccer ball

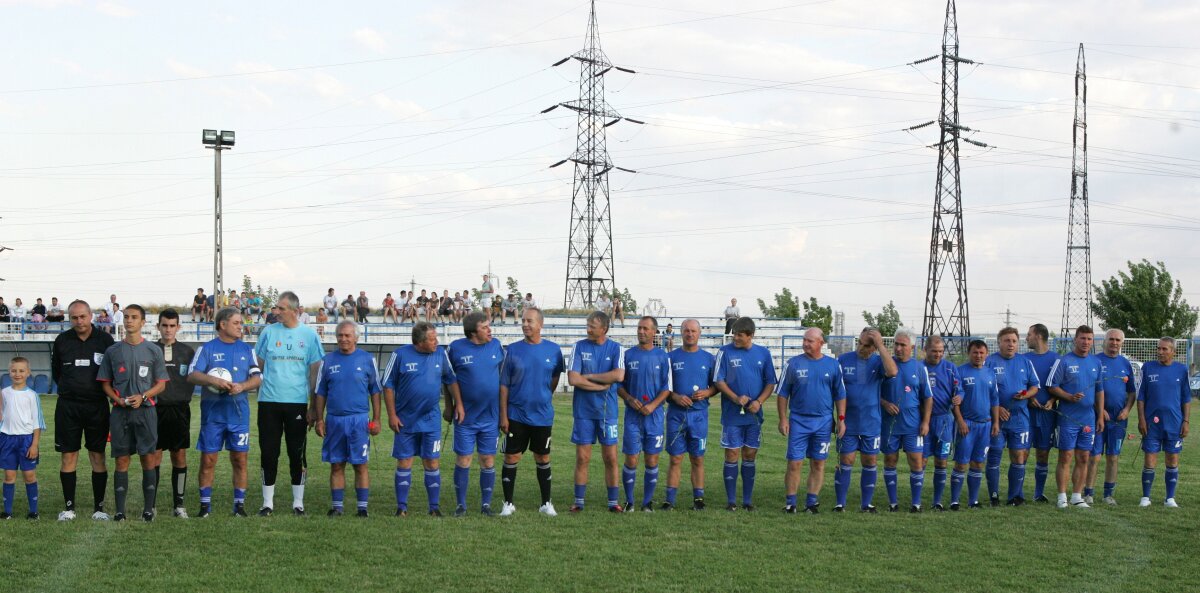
[206,367,233,394]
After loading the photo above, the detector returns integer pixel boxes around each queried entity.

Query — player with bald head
[777,327,845,513]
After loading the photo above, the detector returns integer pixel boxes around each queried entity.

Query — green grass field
[2,395,1195,593]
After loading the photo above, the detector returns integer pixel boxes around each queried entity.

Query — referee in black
[153,309,196,518]
[52,300,116,521]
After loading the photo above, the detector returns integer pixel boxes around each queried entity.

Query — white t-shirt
[323,295,338,312]
[523,298,538,310]
[596,296,611,312]
[11,306,27,320]
[724,305,740,319]
[0,386,46,436]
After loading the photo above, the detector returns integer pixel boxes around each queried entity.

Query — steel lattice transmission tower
[920,0,984,340]
[1060,44,1092,336]
[545,0,641,309]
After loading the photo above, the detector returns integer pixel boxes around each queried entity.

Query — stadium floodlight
[203,129,235,308]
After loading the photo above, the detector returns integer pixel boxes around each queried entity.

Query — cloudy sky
[1,0,1197,333]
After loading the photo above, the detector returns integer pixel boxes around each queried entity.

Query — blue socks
[967,470,983,505]
[933,467,947,506]
[986,448,1003,500]
[574,483,587,508]
[665,487,678,505]
[805,493,819,508]
[884,467,899,506]
[1008,463,1026,501]
[331,488,344,511]
[623,465,637,505]
[26,482,38,514]
[480,467,495,508]
[1166,467,1179,499]
[835,464,852,507]
[909,471,924,506]
[424,469,441,511]
[740,462,756,506]
[356,487,369,511]
[786,493,797,507]
[950,470,965,504]
[1035,462,1049,498]
[1142,468,1155,498]
[861,465,877,508]
[199,486,212,512]
[643,467,659,507]
[723,462,738,505]
[606,486,619,509]
[2,483,12,514]
[233,487,246,510]
[1103,481,1115,499]
[394,469,411,511]
[454,465,470,509]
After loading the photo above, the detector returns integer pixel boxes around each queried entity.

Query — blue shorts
[197,422,251,453]
[882,434,924,455]
[787,424,832,461]
[924,415,955,459]
[954,421,992,464]
[1093,419,1126,456]
[838,434,881,456]
[623,414,665,455]
[321,414,370,465]
[1142,425,1183,454]
[720,423,762,450]
[453,421,500,457]
[1055,422,1095,452]
[571,418,619,446]
[1030,408,1057,450]
[392,428,442,460]
[0,433,38,471]
[665,411,707,457]
[991,425,1031,451]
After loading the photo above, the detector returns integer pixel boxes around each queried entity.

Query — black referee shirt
[154,340,196,406]
[51,325,116,404]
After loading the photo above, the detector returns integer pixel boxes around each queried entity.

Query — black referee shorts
[156,404,192,452]
[504,420,552,456]
[54,399,110,454]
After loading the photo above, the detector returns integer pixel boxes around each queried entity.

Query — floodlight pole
[213,145,224,303]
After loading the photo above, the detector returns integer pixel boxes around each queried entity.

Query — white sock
[1057,492,1067,502]
[1069,493,1083,503]
[292,484,305,510]
[262,484,275,509]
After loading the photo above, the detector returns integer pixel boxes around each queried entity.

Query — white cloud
[352,27,388,54]
[371,94,425,119]
[95,0,134,18]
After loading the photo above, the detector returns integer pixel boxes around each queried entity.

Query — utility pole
[545,0,642,309]
[917,0,985,344]
[1060,44,1093,337]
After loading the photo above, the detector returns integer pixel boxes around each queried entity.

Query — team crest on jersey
[138,366,149,378]
[629,361,640,370]
[730,359,742,368]
[994,367,1005,375]
[460,355,474,365]
[328,364,341,374]
[797,369,808,378]
[964,377,975,386]
[213,353,226,362]
[581,352,593,362]
[844,366,856,376]
[1149,374,1159,383]
[94,352,104,365]
[406,362,420,372]
[1068,365,1079,373]
[673,362,685,371]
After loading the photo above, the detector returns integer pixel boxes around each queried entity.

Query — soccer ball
[206,367,233,394]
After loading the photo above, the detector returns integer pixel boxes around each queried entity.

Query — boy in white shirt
[1,357,45,519]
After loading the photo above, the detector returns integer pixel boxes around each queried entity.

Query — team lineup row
[0,295,1190,521]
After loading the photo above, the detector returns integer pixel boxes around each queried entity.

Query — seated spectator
[521,293,537,313]
[415,290,430,321]
[205,293,216,321]
[12,298,27,322]
[298,307,311,325]
[31,298,47,319]
[46,297,64,323]
[437,290,454,324]
[356,291,370,324]
[502,294,519,324]
[265,305,281,325]
[192,288,207,321]
[612,296,625,328]
[341,294,356,319]
[96,309,113,333]
[424,289,438,321]
[0,296,8,322]
[315,307,329,324]
[323,288,338,320]
[382,293,398,324]
[491,296,503,323]
[662,323,675,351]
[596,293,612,314]
[396,290,411,324]
[247,293,263,322]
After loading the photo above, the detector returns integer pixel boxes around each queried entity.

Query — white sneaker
[1138,497,1152,508]
[499,502,516,517]
[1084,495,1094,505]
[538,502,557,517]
[1071,500,1091,508]
[1056,494,1068,509]
[1103,496,1118,506]
[57,510,76,521]
[1165,498,1180,508]
[173,507,189,519]
[91,511,110,521]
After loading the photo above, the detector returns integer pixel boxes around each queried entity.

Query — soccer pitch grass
[2,396,1194,593]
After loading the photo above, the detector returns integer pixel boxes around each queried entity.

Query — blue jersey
[621,346,672,410]
[189,338,260,425]
[667,348,715,413]
[1024,351,1059,406]
[254,323,324,404]
[838,352,886,436]
[1138,361,1191,434]
[986,352,1039,430]
[449,337,504,426]
[383,345,456,433]
[924,358,962,417]
[569,338,624,423]
[713,343,777,427]
[881,357,932,436]
[315,349,380,417]
[501,339,565,427]
[1047,352,1102,428]
[1097,353,1136,418]
[775,354,845,429]
[957,364,999,423]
